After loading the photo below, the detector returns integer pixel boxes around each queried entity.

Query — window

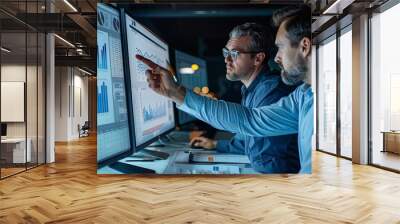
[339,27,352,158]
[317,35,337,155]
[370,2,400,171]
[0,1,47,179]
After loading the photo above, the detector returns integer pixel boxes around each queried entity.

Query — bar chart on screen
[97,30,109,70]
[97,30,115,125]
[139,88,169,135]
[98,44,107,69]
[98,81,109,113]
[97,78,115,125]
[143,102,167,122]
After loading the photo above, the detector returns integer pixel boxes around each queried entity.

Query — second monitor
[175,50,208,126]
[124,14,175,150]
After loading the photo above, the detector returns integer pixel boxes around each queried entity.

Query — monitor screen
[125,15,175,147]
[97,4,131,163]
[175,50,208,125]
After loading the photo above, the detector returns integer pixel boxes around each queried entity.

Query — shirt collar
[298,83,313,97]
[241,71,270,95]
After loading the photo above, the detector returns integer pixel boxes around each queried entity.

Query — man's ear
[299,37,311,57]
[254,52,266,67]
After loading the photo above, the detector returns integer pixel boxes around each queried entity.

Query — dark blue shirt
[215,73,300,173]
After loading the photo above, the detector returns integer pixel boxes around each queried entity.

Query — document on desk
[174,163,241,174]
[190,152,250,164]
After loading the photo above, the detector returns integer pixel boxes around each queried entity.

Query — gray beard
[281,69,306,86]
[280,60,308,86]
[226,73,241,81]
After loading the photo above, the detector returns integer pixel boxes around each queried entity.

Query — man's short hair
[229,22,274,64]
[272,5,311,47]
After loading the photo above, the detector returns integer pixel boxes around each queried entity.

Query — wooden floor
[1,167,26,178]
[372,150,400,171]
[1,163,44,178]
[1,135,400,223]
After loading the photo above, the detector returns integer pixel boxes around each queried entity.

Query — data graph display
[135,48,164,81]
[97,30,109,70]
[125,15,175,146]
[98,42,108,69]
[97,3,131,165]
[138,88,169,135]
[143,102,167,122]
[97,30,115,125]
[97,78,115,125]
[98,81,109,113]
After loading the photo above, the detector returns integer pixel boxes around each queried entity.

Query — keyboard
[139,148,170,160]
[109,162,155,174]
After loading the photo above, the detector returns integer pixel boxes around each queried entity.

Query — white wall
[72,73,89,138]
[55,66,69,141]
[1,65,40,138]
[1,65,26,82]
[55,66,89,141]
[1,63,46,163]
[1,65,26,139]
[1,82,25,122]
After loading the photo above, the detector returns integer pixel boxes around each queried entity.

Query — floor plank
[1,134,400,223]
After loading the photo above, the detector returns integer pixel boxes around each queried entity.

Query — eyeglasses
[222,47,262,60]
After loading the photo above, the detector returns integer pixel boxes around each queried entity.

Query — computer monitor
[124,14,175,150]
[1,123,7,137]
[175,50,208,125]
[97,4,132,165]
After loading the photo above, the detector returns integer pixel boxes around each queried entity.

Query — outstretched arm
[178,90,299,137]
[136,54,300,138]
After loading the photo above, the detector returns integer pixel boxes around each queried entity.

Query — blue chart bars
[143,102,167,122]
[98,43,108,69]
[98,81,109,113]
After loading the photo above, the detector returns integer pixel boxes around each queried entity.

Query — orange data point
[201,86,209,94]
[193,86,201,94]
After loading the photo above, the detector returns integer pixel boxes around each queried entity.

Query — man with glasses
[137,5,312,173]
[190,22,300,173]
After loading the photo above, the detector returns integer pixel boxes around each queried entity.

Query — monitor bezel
[122,10,176,153]
[97,3,134,168]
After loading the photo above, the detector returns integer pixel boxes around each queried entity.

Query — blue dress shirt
[215,73,300,173]
[178,83,314,173]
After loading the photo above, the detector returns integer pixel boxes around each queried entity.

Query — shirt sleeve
[177,90,299,137]
[215,134,246,154]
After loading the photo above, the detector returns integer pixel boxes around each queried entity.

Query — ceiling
[0,0,97,73]
[0,0,391,75]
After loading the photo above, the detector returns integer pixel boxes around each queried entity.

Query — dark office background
[118,3,282,103]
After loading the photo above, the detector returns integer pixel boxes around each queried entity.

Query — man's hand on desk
[189,137,217,150]
[136,54,186,105]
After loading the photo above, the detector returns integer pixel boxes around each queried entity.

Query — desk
[98,131,257,174]
[98,143,257,174]
[382,131,400,154]
[1,138,31,163]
